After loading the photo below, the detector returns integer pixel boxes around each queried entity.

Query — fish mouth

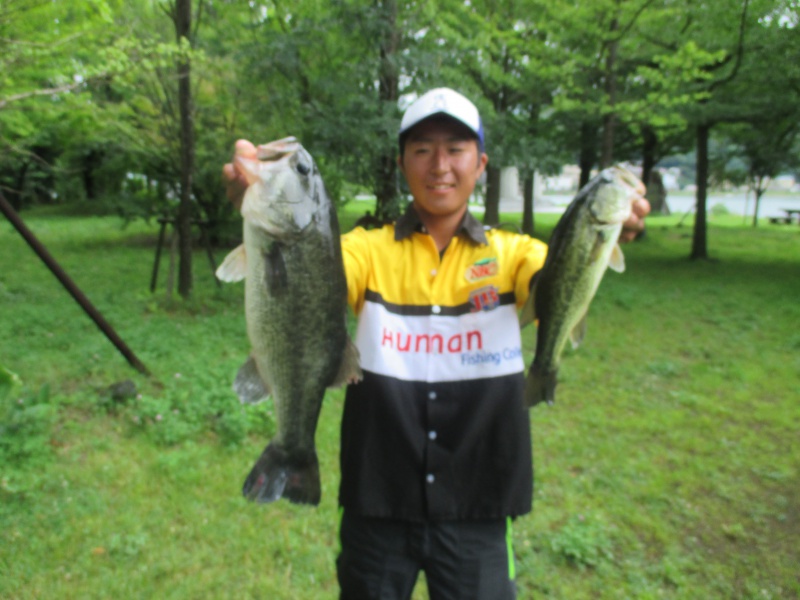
[590,166,645,225]
[238,136,314,207]
[610,166,646,198]
[256,136,301,162]
[254,137,314,203]
[237,136,317,238]
[234,137,304,188]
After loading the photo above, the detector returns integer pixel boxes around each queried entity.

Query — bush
[0,366,57,494]
[128,372,274,447]
[711,202,731,216]
[549,513,614,570]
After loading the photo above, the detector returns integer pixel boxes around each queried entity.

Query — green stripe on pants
[506,517,516,581]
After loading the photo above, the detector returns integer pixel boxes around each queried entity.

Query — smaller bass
[521,166,644,407]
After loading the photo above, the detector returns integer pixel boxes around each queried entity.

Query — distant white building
[771,175,797,191]
[658,168,681,190]
[497,167,550,211]
[543,165,581,192]
[498,163,703,199]
[500,167,523,205]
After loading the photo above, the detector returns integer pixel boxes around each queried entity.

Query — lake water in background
[500,192,800,219]
[356,191,800,220]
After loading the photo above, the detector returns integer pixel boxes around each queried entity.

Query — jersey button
[428,430,437,441]
[426,474,435,484]
[432,305,441,314]
[428,391,437,400]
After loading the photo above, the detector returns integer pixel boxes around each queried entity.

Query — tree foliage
[0,0,122,208]
[1,0,798,262]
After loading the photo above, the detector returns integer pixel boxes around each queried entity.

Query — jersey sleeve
[510,233,548,309]
[341,227,372,314]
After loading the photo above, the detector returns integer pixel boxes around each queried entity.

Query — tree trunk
[483,166,501,226]
[648,170,669,215]
[641,127,657,188]
[29,145,57,204]
[641,128,668,215]
[8,162,29,211]
[522,172,535,236]
[752,175,766,228]
[82,149,100,201]
[375,154,398,222]
[691,124,710,260]
[578,121,597,189]
[599,18,618,169]
[175,0,194,298]
[374,0,400,222]
[752,189,764,227]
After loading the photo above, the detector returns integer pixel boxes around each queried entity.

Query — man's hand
[619,196,651,244]
[222,139,258,211]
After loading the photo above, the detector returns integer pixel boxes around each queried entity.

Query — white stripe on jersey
[355,300,525,383]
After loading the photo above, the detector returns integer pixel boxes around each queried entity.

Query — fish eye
[296,161,311,176]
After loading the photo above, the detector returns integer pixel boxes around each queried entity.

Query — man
[224,88,649,599]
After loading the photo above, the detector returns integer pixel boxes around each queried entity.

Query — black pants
[337,512,517,600]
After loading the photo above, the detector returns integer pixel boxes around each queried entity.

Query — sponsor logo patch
[469,285,500,312]
[465,257,498,283]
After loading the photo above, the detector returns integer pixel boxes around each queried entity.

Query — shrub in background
[0,366,57,495]
[127,371,274,447]
[549,512,614,570]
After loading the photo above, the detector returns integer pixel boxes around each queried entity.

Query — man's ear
[396,154,405,173]
[477,152,488,176]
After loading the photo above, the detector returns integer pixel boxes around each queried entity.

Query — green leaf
[0,364,21,400]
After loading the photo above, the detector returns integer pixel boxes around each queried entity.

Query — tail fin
[525,362,557,407]
[242,442,321,505]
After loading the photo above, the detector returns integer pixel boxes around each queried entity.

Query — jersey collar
[394,203,488,245]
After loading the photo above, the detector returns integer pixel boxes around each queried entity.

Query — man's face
[398,117,488,220]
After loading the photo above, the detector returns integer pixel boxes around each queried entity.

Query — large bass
[217,137,361,505]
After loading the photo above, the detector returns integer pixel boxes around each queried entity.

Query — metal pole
[0,191,150,376]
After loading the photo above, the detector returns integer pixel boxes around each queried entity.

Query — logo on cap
[431,93,448,112]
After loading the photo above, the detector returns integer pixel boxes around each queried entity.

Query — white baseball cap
[399,88,484,149]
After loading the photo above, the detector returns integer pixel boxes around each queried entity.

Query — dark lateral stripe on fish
[364,289,516,317]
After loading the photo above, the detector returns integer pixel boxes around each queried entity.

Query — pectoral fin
[607,243,625,273]
[264,243,288,293]
[216,244,247,282]
[569,313,588,350]
[233,355,271,404]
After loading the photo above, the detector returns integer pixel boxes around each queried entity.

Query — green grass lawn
[1,204,799,599]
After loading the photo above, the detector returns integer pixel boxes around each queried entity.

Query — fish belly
[242,225,348,504]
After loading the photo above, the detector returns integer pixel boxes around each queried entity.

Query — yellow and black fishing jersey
[339,205,548,521]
